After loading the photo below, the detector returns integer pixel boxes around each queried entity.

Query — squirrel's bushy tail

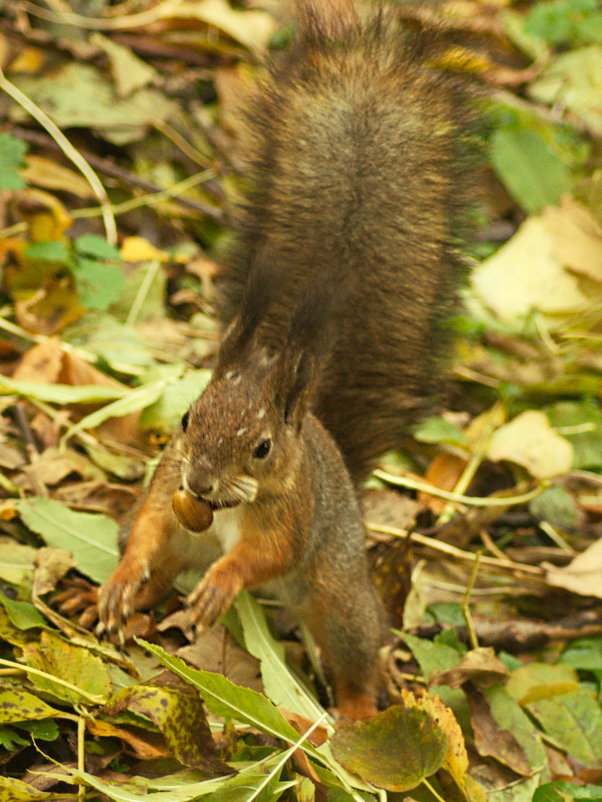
[218,0,479,483]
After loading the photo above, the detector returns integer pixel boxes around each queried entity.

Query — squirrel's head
[177,344,317,508]
[177,257,336,509]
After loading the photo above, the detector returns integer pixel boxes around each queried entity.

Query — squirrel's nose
[182,477,214,498]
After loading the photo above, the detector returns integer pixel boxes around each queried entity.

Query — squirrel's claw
[97,559,149,642]
[187,563,242,631]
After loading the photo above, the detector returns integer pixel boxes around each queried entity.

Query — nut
[172,488,214,532]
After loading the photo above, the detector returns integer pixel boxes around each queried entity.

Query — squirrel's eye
[181,411,190,432]
[253,439,272,459]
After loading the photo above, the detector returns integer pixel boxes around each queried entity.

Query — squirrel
[95,0,477,720]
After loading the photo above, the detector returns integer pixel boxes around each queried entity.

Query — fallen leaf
[472,217,589,323]
[544,537,602,599]
[331,702,447,792]
[487,410,574,479]
[429,648,509,691]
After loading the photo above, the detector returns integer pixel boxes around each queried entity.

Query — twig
[11,127,223,219]
[373,470,545,508]
[366,521,546,580]
[0,70,117,244]
[462,551,481,650]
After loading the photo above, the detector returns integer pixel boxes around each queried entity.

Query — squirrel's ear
[275,348,316,431]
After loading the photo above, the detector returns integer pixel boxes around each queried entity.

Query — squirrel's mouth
[204,497,241,511]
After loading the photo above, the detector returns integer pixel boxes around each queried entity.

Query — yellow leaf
[120,236,168,262]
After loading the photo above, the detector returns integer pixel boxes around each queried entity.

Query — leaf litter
[0,0,602,800]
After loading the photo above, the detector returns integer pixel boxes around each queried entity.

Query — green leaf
[525,0,602,46]
[331,705,447,792]
[529,486,578,529]
[399,632,463,681]
[546,401,602,469]
[0,541,36,586]
[527,688,602,766]
[139,641,306,745]
[236,592,329,723]
[61,377,171,444]
[560,637,602,671]
[75,234,120,260]
[73,257,125,311]
[533,781,602,801]
[0,132,27,189]
[0,594,48,630]
[140,369,212,436]
[490,125,573,213]
[0,375,127,404]
[0,727,29,751]
[15,496,118,584]
[15,718,60,742]
[412,415,467,447]
[25,241,70,263]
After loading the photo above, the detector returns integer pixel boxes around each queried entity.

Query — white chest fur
[211,505,243,553]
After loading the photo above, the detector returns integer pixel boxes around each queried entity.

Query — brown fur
[98,0,478,719]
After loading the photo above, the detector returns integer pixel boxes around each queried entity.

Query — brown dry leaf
[33,546,75,596]
[15,339,145,448]
[177,625,263,693]
[20,155,94,199]
[544,537,602,599]
[87,717,169,760]
[421,452,468,514]
[21,446,103,490]
[13,337,63,382]
[541,197,602,282]
[429,648,509,691]
[468,689,533,776]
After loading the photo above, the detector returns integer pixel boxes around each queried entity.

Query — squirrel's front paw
[187,563,243,631]
[97,560,150,642]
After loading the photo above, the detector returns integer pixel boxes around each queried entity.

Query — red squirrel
[96,0,477,720]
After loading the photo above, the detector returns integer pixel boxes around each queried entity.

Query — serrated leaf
[139,641,305,746]
[105,684,232,773]
[331,704,447,792]
[15,496,118,584]
[236,592,328,722]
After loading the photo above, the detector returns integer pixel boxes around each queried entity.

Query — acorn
[172,488,214,532]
